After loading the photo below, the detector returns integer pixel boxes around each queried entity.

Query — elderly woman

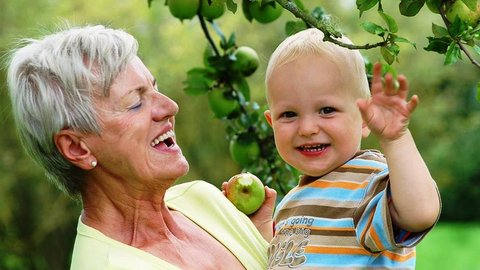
[6,24,276,269]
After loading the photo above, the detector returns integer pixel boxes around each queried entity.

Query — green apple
[208,88,239,118]
[231,46,259,77]
[225,172,266,215]
[229,134,260,166]
[446,0,480,27]
[168,0,200,20]
[249,0,283,24]
[200,0,225,20]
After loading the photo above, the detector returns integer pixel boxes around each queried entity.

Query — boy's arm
[357,63,441,233]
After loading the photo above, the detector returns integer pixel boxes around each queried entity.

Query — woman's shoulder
[165,180,220,202]
[71,218,181,270]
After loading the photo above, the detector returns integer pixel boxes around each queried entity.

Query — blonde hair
[265,28,370,100]
[6,24,138,197]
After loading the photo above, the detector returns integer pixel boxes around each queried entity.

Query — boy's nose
[298,117,319,137]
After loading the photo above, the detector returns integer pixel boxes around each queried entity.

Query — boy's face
[265,54,370,177]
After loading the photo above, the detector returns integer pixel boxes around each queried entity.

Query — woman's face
[86,56,189,189]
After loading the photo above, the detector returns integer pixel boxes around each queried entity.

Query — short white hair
[6,24,138,197]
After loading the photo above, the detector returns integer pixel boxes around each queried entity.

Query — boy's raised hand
[357,62,419,141]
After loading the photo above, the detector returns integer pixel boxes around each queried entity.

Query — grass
[416,222,480,270]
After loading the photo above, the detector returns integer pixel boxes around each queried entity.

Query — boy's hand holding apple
[222,172,277,241]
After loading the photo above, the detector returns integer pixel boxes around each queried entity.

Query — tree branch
[273,0,389,50]
[198,14,220,56]
[458,42,480,68]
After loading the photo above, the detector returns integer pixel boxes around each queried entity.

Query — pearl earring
[91,160,97,168]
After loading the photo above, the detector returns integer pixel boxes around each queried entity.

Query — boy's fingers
[221,182,228,196]
[265,186,277,201]
[384,74,396,96]
[397,75,409,99]
[370,62,383,95]
[407,95,419,113]
[356,99,373,124]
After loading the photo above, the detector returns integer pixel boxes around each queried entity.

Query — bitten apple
[225,172,265,215]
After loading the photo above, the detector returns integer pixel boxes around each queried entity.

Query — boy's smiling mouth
[297,143,329,152]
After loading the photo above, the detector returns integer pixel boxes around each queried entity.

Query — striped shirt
[268,150,432,269]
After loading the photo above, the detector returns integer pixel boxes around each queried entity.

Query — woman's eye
[320,107,336,115]
[129,102,142,110]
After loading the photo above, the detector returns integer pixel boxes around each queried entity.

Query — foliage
[151,0,480,197]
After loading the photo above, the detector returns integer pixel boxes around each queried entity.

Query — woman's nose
[151,92,178,122]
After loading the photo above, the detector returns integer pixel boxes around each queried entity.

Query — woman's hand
[357,62,419,142]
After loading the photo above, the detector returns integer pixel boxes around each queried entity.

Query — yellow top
[70,180,268,270]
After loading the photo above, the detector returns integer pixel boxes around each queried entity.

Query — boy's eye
[319,107,336,115]
[280,111,296,118]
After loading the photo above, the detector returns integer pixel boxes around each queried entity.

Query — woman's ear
[54,130,94,170]
[264,110,273,127]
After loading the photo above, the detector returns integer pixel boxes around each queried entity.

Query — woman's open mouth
[151,130,175,148]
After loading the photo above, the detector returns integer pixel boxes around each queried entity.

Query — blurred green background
[0,0,479,269]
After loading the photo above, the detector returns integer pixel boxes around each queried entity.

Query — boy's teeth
[300,144,327,151]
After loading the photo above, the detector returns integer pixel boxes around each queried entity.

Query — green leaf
[241,0,253,21]
[399,0,425,16]
[381,47,395,65]
[461,0,477,11]
[477,81,480,102]
[424,36,452,54]
[184,68,215,95]
[360,21,386,36]
[147,0,153,8]
[226,0,238,13]
[285,21,308,36]
[232,77,251,102]
[379,11,398,33]
[356,0,379,15]
[432,23,449,38]
[382,64,398,77]
[444,42,461,65]
[227,33,236,48]
[394,36,416,48]
[448,17,468,37]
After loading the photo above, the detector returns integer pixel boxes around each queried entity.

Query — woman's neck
[80,176,185,246]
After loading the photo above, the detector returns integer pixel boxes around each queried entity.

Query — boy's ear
[361,121,371,138]
[54,130,94,170]
[264,110,273,127]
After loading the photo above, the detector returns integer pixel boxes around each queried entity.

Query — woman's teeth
[151,130,175,147]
